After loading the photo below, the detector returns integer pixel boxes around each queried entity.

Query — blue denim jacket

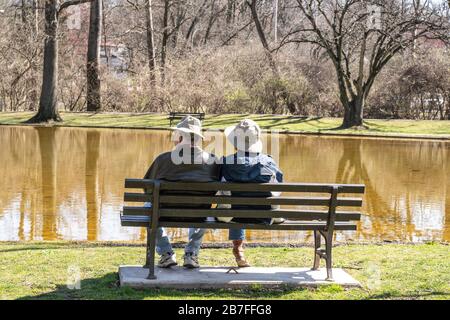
[221,153,283,184]
[220,153,283,224]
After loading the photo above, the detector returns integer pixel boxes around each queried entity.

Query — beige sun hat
[224,119,263,153]
[172,115,205,139]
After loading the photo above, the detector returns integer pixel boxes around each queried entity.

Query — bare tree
[246,0,297,114]
[279,0,449,128]
[86,0,102,112]
[247,0,278,74]
[145,0,156,86]
[4,0,447,119]
[27,0,94,123]
[161,0,170,87]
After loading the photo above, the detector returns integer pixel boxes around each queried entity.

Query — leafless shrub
[369,49,450,120]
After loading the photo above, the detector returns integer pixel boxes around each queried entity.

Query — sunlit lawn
[0,112,449,136]
[0,242,448,300]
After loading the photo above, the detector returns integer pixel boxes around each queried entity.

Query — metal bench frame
[169,112,205,126]
[120,179,365,281]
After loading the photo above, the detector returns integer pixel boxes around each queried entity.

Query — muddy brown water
[0,126,448,243]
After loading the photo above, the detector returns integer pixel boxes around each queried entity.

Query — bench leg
[146,227,158,280]
[312,230,321,271]
[144,227,151,268]
[325,234,334,282]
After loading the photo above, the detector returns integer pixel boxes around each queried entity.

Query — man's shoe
[157,253,177,268]
[183,253,200,269]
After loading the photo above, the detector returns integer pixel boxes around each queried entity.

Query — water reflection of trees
[334,138,394,241]
[38,127,58,240]
[0,127,173,241]
[85,131,100,241]
[335,138,448,242]
[0,126,448,243]
[275,135,449,243]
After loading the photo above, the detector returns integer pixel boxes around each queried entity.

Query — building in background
[63,3,129,77]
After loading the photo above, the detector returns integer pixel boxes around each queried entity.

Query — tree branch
[59,0,94,14]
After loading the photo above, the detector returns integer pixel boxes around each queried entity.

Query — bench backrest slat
[124,193,363,208]
[158,195,363,207]
[125,179,365,194]
[122,179,365,223]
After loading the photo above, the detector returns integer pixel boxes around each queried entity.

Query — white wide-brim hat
[224,119,263,153]
[171,115,205,139]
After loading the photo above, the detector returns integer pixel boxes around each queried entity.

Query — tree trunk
[26,0,61,123]
[29,0,39,111]
[86,0,102,112]
[203,0,217,45]
[21,0,28,24]
[247,0,297,114]
[247,0,278,75]
[341,99,364,128]
[226,0,235,24]
[145,0,156,86]
[161,0,170,87]
[33,0,39,34]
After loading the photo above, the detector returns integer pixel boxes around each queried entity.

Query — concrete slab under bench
[119,266,361,289]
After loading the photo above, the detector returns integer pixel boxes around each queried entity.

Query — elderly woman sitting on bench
[218,119,284,268]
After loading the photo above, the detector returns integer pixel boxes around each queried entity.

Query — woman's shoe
[232,240,251,268]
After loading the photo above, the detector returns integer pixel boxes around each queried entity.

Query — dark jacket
[220,152,283,224]
[144,145,220,221]
[144,146,220,183]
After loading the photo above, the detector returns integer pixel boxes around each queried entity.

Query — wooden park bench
[168,112,205,126]
[120,179,365,281]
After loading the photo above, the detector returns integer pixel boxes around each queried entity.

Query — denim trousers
[229,229,245,241]
[144,203,205,256]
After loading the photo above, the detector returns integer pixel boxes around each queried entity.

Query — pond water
[0,126,448,243]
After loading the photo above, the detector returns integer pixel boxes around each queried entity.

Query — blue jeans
[144,203,205,256]
[229,229,245,241]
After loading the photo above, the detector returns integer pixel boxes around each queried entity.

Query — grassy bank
[0,112,449,138]
[0,242,448,300]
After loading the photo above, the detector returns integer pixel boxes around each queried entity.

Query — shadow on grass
[204,114,251,128]
[0,246,70,253]
[259,116,320,130]
[366,291,450,300]
[16,273,308,300]
[203,115,322,130]
[0,243,145,253]
[17,272,447,300]
[319,121,371,132]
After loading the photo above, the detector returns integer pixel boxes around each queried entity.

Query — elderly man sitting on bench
[143,116,220,269]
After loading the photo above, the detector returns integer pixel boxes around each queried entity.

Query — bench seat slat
[124,179,365,194]
[122,207,152,216]
[159,209,360,221]
[124,193,152,202]
[120,215,357,231]
[159,195,363,207]
[125,180,154,190]
[122,207,361,221]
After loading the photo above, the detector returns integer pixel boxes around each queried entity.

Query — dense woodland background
[0,0,450,126]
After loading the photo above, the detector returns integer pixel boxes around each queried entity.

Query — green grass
[0,112,449,137]
[0,242,448,300]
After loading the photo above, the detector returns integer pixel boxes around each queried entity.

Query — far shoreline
[0,112,449,141]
